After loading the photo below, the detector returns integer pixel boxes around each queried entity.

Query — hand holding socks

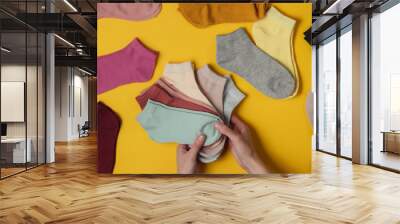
[97,3,161,21]
[217,28,295,99]
[178,3,269,28]
[137,100,222,146]
[253,7,299,96]
[98,38,158,94]
[136,62,245,163]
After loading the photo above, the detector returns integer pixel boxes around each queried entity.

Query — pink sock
[97,3,162,21]
[136,83,218,116]
[97,38,158,94]
[197,65,227,115]
[157,78,217,113]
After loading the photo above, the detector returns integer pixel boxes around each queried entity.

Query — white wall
[1,63,46,164]
[55,66,70,141]
[1,65,37,137]
[54,67,89,141]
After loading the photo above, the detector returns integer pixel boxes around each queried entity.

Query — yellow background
[98,3,312,174]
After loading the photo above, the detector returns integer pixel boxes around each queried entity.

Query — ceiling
[311,0,391,44]
[0,0,98,74]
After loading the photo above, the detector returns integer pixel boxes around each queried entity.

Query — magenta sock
[97,38,158,94]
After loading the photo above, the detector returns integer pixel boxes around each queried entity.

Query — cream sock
[162,62,214,107]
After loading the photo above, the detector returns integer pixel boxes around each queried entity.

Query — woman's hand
[215,116,268,174]
[176,135,205,174]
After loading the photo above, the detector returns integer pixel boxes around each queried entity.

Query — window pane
[371,3,400,171]
[318,37,337,154]
[340,29,352,158]
[1,31,28,177]
[27,31,38,169]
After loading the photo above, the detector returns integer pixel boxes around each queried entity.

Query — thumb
[214,122,238,141]
[189,134,205,157]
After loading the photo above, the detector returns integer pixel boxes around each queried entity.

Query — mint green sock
[137,99,222,146]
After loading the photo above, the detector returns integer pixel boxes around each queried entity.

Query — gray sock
[223,77,245,124]
[217,28,295,99]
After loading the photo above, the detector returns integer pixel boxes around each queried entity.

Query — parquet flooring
[1,134,400,223]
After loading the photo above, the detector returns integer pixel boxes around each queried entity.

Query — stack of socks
[136,61,245,163]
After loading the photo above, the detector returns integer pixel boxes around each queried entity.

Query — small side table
[381,131,400,154]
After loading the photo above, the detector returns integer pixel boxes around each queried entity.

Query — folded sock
[197,65,227,115]
[136,83,218,116]
[157,78,217,113]
[197,70,245,162]
[217,28,295,99]
[98,38,158,94]
[223,77,246,124]
[200,148,225,163]
[97,3,161,21]
[97,102,121,173]
[178,3,268,28]
[137,99,222,146]
[199,136,226,162]
[162,62,213,107]
[197,71,245,162]
[253,7,299,96]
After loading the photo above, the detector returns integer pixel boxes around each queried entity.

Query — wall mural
[97,3,312,174]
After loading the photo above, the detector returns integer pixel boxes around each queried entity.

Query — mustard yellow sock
[252,7,299,97]
[178,3,269,28]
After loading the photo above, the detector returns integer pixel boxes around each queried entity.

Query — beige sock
[162,62,214,107]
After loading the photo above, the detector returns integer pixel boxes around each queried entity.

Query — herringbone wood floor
[1,135,400,224]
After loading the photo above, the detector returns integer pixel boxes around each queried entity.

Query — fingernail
[214,122,222,128]
[198,134,205,140]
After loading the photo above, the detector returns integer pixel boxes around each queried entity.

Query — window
[339,29,352,158]
[317,36,337,154]
[390,74,400,130]
[0,1,47,179]
[316,26,353,158]
[370,2,400,171]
